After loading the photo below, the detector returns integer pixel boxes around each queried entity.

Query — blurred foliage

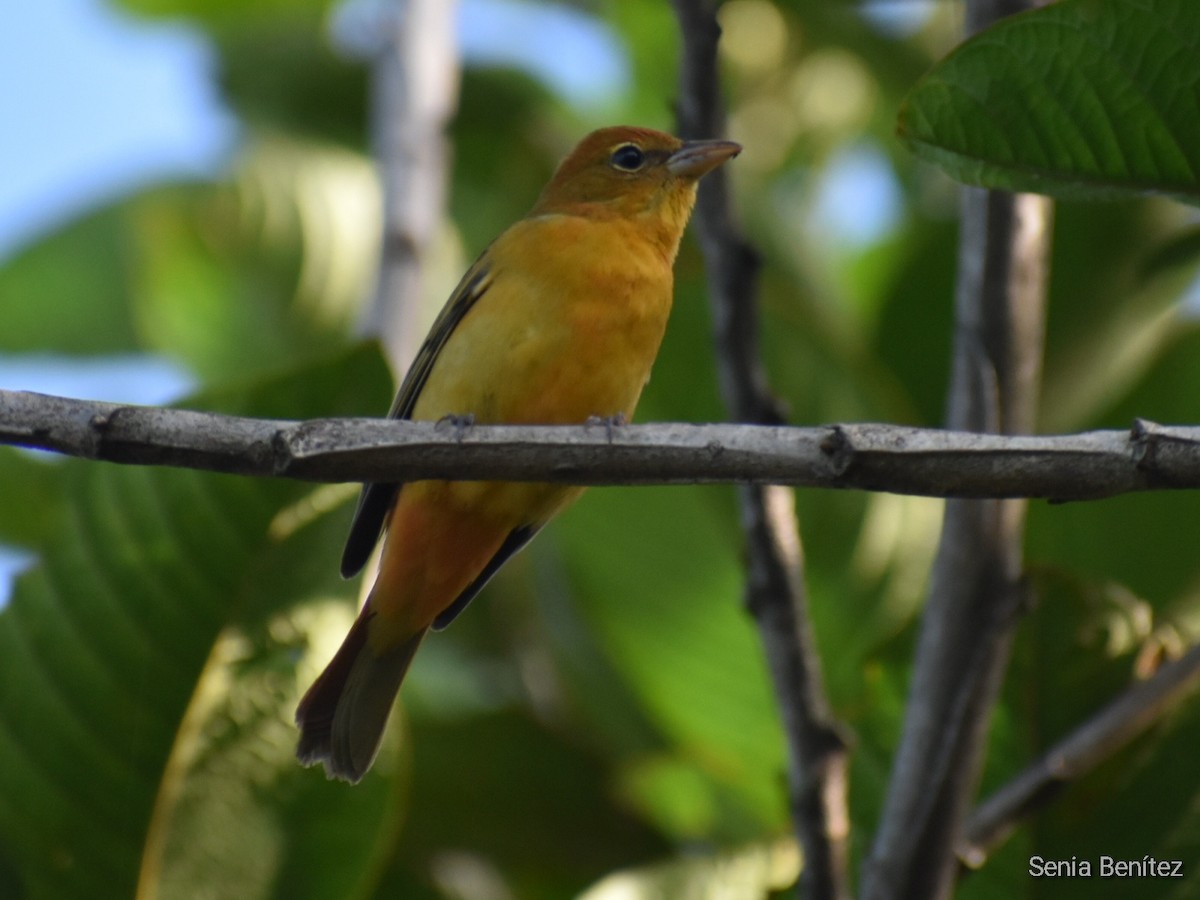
[2,0,1200,898]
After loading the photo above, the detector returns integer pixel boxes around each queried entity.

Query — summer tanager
[296,125,740,782]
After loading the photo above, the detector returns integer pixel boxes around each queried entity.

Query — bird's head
[531,126,740,251]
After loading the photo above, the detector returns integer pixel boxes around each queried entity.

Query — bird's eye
[609,144,646,172]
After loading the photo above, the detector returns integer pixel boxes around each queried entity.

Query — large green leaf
[0,207,141,355]
[129,141,374,383]
[218,27,367,145]
[557,484,788,840]
[117,0,364,144]
[0,346,397,900]
[372,712,670,900]
[898,0,1200,205]
[577,838,800,899]
[1038,200,1196,433]
[1029,323,1200,607]
[0,451,63,548]
[116,0,328,26]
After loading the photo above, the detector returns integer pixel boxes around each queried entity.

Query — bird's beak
[667,139,742,179]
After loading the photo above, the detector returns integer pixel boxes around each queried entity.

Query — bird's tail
[295,603,426,783]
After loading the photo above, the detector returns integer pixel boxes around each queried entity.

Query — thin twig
[6,391,1200,497]
[960,643,1200,866]
[671,2,852,897]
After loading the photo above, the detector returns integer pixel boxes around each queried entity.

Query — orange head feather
[530,126,740,255]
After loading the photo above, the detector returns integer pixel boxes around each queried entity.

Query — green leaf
[118,0,365,144]
[0,346,397,900]
[0,450,64,548]
[577,838,800,900]
[1038,200,1195,433]
[218,29,367,145]
[557,485,788,839]
[0,207,141,355]
[898,0,1200,204]
[375,713,669,900]
[1137,223,1200,283]
[1031,325,1200,607]
[129,150,371,383]
[115,0,328,26]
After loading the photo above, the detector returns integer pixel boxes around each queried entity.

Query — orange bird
[296,126,740,782]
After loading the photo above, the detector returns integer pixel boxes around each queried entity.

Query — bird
[295,125,741,782]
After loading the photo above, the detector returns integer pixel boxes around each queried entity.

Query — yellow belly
[406,213,674,523]
[416,227,670,415]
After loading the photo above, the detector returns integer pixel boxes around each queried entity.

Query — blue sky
[0,0,236,259]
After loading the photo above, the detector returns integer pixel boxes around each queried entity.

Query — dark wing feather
[340,257,495,578]
[432,525,540,630]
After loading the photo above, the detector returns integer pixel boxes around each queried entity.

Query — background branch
[960,643,1200,866]
[863,0,1054,893]
[360,0,459,373]
[671,2,851,898]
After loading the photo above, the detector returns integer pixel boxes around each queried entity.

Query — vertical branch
[671,3,851,898]
[362,0,460,374]
[862,1,1054,896]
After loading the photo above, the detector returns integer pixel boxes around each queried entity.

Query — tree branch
[360,0,459,373]
[6,390,1200,498]
[671,2,851,898]
[960,643,1200,867]
[862,0,1054,890]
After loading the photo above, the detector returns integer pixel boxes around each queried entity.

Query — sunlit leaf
[0,347,396,900]
[578,838,800,900]
[130,141,377,382]
[558,485,788,838]
[116,0,328,26]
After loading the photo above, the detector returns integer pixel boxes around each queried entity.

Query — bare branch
[671,2,851,897]
[960,644,1200,866]
[863,0,1056,891]
[360,0,459,373]
[864,187,1054,899]
[6,391,1200,499]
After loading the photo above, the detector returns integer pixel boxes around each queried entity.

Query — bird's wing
[340,253,495,578]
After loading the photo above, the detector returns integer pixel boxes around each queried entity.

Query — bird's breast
[405,215,675,523]
[526,215,674,417]
[416,215,675,426]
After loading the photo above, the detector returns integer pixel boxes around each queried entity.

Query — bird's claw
[585,413,626,443]
[435,413,476,442]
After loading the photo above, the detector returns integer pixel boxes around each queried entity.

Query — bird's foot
[585,412,626,443]
[435,413,476,442]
